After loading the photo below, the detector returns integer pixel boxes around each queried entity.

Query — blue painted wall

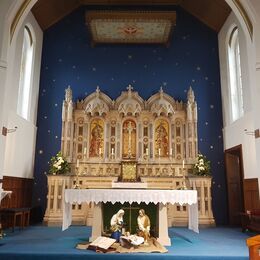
[34,7,227,224]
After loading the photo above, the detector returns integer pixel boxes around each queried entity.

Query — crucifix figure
[127,121,134,157]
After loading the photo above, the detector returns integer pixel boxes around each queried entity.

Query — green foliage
[193,153,211,176]
[48,151,70,175]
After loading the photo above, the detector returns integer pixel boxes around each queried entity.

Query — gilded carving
[122,119,136,159]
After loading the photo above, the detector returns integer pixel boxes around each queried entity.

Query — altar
[62,189,198,246]
[44,86,215,230]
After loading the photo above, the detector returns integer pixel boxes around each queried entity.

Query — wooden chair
[0,208,30,232]
[247,235,260,259]
[241,209,260,233]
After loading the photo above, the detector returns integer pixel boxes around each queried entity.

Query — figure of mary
[110,209,125,242]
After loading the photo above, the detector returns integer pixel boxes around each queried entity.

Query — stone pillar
[0,60,7,183]
[157,203,171,246]
[89,202,103,242]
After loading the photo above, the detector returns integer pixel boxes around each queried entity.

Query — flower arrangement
[48,151,70,175]
[193,153,211,176]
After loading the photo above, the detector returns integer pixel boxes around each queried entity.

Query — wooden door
[225,148,244,225]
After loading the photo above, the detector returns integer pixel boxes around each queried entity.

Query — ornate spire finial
[127,84,133,97]
[95,86,100,97]
[187,86,195,103]
[159,86,164,98]
[65,85,72,102]
[127,84,133,92]
[159,86,164,93]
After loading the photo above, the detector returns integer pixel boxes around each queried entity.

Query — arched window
[228,26,244,122]
[17,25,34,120]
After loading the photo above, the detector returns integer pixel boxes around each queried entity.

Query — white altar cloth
[62,189,199,239]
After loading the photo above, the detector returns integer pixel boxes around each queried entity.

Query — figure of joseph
[137,209,150,244]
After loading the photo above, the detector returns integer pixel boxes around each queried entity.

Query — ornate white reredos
[45,84,215,228]
[61,84,198,175]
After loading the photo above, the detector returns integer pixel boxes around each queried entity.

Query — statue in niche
[89,119,103,157]
[122,120,136,158]
[155,120,169,157]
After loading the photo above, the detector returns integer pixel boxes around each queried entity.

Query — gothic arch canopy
[147,87,176,117]
[80,86,112,116]
[115,85,145,117]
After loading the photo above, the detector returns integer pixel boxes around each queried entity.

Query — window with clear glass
[228,26,244,122]
[17,26,34,120]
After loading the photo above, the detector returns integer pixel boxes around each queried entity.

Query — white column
[89,202,103,242]
[157,203,171,246]
[0,61,7,182]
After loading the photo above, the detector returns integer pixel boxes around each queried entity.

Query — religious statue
[155,121,169,157]
[89,121,103,157]
[110,209,125,242]
[137,209,150,245]
[122,120,136,158]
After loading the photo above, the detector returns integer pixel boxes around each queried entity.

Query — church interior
[0,0,260,259]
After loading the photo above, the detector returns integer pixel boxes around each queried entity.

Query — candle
[76,159,79,168]
[170,148,172,156]
[158,148,161,156]
[146,148,149,156]
[83,147,87,154]
[111,148,114,155]
[99,148,102,155]
[182,159,185,169]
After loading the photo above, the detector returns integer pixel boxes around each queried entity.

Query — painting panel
[154,119,169,157]
[89,119,104,157]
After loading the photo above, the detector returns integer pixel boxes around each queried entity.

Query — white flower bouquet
[48,151,70,175]
[193,153,211,176]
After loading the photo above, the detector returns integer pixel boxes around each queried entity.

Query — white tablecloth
[62,189,199,233]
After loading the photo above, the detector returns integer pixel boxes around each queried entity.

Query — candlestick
[76,159,79,168]
[111,148,114,155]
[73,166,81,189]
[83,147,87,155]
[182,159,185,169]
[158,148,161,156]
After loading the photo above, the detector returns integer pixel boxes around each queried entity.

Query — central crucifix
[122,119,136,159]
[126,121,134,158]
